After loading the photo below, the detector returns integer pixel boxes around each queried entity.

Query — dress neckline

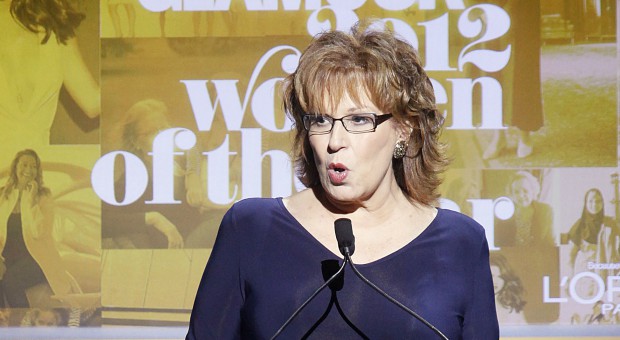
[274,197,442,267]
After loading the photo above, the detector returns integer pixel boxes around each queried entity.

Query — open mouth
[327,163,348,184]
[328,162,348,171]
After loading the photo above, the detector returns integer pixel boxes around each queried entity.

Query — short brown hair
[283,20,448,205]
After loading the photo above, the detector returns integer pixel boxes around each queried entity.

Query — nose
[327,119,349,153]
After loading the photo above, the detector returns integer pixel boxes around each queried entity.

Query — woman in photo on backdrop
[481,0,544,160]
[0,0,100,149]
[494,170,554,247]
[20,307,67,327]
[187,21,499,339]
[0,149,76,309]
[489,252,526,324]
[567,188,620,294]
[101,99,219,249]
[493,170,559,323]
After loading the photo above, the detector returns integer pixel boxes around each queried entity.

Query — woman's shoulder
[437,207,484,227]
[436,208,487,241]
[226,197,284,222]
[230,197,281,210]
[217,198,295,249]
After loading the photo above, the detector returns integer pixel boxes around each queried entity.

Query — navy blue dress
[187,198,499,339]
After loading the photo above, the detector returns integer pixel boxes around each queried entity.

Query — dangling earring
[393,140,407,159]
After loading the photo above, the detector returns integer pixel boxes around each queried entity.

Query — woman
[102,99,217,249]
[493,171,560,323]
[494,171,554,247]
[568,188,620,288]
[187,22,498,339]
[0,0,100,148]
[0,149,74,308]
[489,252,526,324]
[482,0,543,159]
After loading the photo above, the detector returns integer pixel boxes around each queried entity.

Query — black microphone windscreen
[334,218,355,256]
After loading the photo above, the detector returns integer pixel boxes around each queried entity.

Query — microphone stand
[270,256,349,340]
[335,218,448,340]
[342,250,449,340]
[271,218,449,340]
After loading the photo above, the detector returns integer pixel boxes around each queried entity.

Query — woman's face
[308,91,400,206]
[585,190,603,215]
[33,310,59,327]
[16,154,37,187]
[511,179,534,208]
[490,264,505,294]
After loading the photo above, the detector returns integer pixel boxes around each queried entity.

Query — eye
[349,114,374,125]
[313,116,331,126]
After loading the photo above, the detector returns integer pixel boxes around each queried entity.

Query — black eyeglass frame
[301,113,393,134]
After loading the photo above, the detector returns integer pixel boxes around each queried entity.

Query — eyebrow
[346,106,373,113]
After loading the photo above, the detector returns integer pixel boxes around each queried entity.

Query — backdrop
[0,0,618,338]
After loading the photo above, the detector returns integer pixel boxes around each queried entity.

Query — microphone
[336,218,449,340]
[335,218,355,256]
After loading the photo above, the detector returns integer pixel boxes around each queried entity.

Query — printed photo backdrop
[0,0,618,338]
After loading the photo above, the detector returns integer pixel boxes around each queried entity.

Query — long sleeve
[463,237,499,340]
[186,206,244,340]
[21,194,54,239]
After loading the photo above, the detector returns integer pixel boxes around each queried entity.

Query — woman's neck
[15,182,28,191]
[320,175,410,214]
[316,187,430,231]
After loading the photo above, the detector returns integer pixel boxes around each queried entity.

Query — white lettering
[570,272,606,304]
[182,79,244,131]
[543,276,567,303]
[138,0,181,12]
[374,0,416,11]
[378,18,419,50]
[307,6,359,35]
[458,5,511,72]
[183,45,301,132]
[608,276,620,301]
[447,77,504,129]
[430,78,448,119]
[251,78,293,132]
[468,198,511,250]
[91,152,149,206]
[147,128,197,204]
[601,303,614,314]
[439,197,512,250]
[421,13,454,71]
[205,134,238,205]
[587,261,620,270]
[241,128,293,198]
[418,0,465,10]
[184,0,232,11]
[138,0,470,13]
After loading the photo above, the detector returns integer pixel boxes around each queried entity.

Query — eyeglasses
[302,113,393,134]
